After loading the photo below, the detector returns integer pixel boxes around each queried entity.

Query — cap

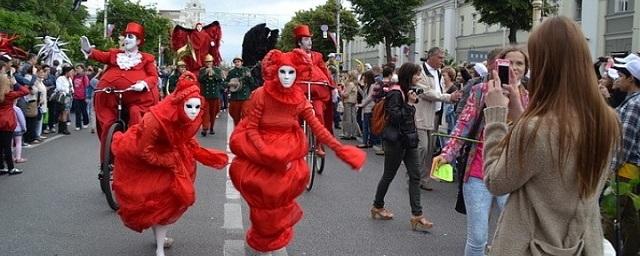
[293,24,313,39]
[607,69,619,80]
[204,54,214,62]
[122,22,145,45]
[614,53,640,64]
[232,56,243,62]
[473,63,488,78]
[613,60,640,80]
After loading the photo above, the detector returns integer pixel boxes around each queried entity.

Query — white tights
[13,135,22,160]
[152,224,170,256]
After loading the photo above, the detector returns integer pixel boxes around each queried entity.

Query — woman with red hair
[229,50,366,255]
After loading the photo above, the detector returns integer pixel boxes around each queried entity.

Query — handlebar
[94,87,135,94]
[296,81,329,86]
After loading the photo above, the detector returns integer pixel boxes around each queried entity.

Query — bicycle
[297,81,328,191]
[95,86,134,211]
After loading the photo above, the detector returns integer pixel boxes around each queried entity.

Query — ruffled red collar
[263,80,306,105]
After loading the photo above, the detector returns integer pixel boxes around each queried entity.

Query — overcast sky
[84,0,352,64]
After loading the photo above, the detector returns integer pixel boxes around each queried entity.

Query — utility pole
[336,0,341,76]
[532,0,543,27]
[103,0,108,38]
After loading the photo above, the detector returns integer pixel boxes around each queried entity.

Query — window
[460,15,464,35]
[615,0,629,13]
[472,13,477,34]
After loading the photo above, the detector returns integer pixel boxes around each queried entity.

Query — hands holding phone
[486,67,525,120]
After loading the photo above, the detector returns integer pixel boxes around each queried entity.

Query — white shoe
[0,168,8,175]
[8,168,22,175]
[75,127,80,131]
[82,125,89,129]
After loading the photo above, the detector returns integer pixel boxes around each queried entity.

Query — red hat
[293,24,313,39]
[122,22,145,45]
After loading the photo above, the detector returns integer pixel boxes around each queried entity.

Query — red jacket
[0,86,29,131]
[89,49,158,90]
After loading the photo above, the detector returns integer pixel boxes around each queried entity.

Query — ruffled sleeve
[189,138,229,169]
[137,116,176,168]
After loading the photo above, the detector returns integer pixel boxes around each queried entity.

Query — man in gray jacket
[413,47,461,190]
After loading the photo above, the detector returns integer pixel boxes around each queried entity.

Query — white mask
[183,97,201,120]
[123,34,138,51]
[299,37,312,51]
[278,65,296,88]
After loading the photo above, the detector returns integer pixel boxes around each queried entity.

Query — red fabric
[291,48,335,133]
[229,100,246,126]
[122,22,145,45]
[89,48,159,161]
[201,98,220,131]
[72,75,89,100]
[171,22,222,71]
[112,72,228,232]
[0,34,28,59]
[229,50,366,252]
[0,86,29,131]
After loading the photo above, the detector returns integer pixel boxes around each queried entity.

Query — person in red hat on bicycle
[79,22,160,162]
[290,24,336,157]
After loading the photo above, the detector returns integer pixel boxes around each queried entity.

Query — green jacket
[198,67,224,99]
[225,67,255,100]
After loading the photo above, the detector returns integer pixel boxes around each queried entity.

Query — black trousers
[24,115,38,143]
[47,100,58,129]
[0,131,14,170]
[373,139,423,216]
[73,99,89,128]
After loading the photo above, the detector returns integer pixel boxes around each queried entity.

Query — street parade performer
[80,22,160,162]
[229,49,366,255]
[171,21,222,73]
[290,24,336,156]
[111,72,228,256]
[226,56,255,125]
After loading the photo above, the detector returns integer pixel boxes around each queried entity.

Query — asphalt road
[0,113,487,256]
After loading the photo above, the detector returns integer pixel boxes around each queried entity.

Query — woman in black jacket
[370,63,433,231]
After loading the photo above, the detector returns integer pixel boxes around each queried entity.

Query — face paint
[183,97,202,120]
[299,37,312,51]
[278,65,296,88]
[123,34,138,51]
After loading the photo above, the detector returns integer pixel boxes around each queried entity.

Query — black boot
[59,122,70,135]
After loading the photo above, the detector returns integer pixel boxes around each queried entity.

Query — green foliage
[278,0,359,59]
[350,0,422,63]
[601,178,640,219]
[93,0,172,57]
[469,0,558,43]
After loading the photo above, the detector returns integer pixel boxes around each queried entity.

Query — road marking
[223,116,246,255]
[224,240,246,256]
[24,134,63,149]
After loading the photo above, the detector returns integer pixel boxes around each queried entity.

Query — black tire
[305,127,316,191]
[316,154,325,174]
[101,122,123,211]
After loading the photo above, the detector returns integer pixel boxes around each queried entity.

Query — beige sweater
[483,107,607,256]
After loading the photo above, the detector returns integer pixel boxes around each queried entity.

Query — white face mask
[299,37,312,51]
[183,97,201,120]
[278,65,296,88]
[123,34,138,51]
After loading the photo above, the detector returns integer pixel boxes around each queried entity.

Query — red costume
[171,22,222,73]
[291,25,336,135]
[0,33,28,59]
[88,22,160,160]
[229,50,365,252]
[112,72,228,232]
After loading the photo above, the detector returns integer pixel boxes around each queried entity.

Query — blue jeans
[463,177,508,256]
[362,112,380,146]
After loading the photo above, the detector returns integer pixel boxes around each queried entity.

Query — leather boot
[59,122,70,135]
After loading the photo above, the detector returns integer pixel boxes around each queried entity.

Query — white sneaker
[75,127,80,131]
[82,125,89,129]
[8,168,22,175]
[0,168,8,175]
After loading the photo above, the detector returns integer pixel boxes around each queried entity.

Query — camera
[410,87,424,95]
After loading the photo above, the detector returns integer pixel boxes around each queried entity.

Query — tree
[278,0,359,60]
[93,0,172,58]
[350,0,422,63]
[470,0,558,44]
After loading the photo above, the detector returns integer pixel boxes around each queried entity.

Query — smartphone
[496,59,510,85]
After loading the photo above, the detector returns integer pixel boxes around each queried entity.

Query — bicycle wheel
[101,122,123,211]
[316,153,325,174]
[305,127,316,191]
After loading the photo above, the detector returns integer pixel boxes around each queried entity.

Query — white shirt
[424,63,443,111]
[55,76,73,95]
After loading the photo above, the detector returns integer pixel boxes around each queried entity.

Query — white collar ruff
[116,50,142,70]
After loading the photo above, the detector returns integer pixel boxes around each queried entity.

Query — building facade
[158,0,205,29]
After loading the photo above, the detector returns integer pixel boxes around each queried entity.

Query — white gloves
[80,36,93,58]
[131,81,148,92]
